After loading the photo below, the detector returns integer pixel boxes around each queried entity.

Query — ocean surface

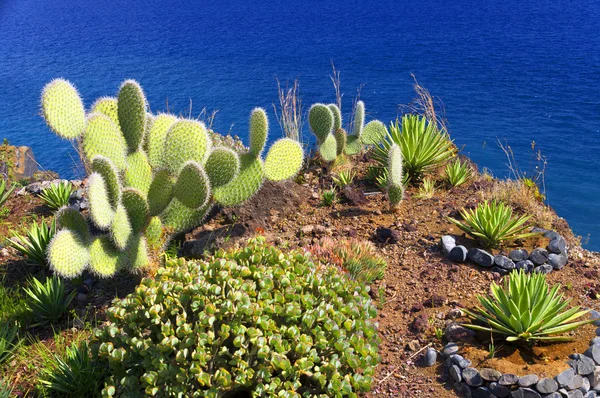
[0,0,599,250]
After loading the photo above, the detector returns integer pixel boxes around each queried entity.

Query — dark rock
[463,367,483,387]
[341,186,369,206]
[450,245,468,262]
[451,354,472,369]
[480,368,502,382]
[450,364,462,382]
[455,381,472,398]
[586,365,600,390]
[447,308,465,319]
[567,375,585,390]
[509,249,529,262]
[541,393,561,398]
[489,382,510,397]
[534,264,553,274]
[567,391,584,398]
[548,236,567,254]
[530,248,549,265]
[25,182,42,194]
[495,255,516,270]
[578,356,596,375]
[446,323,476,342]
[422,348,437,367]
[584,344,600,365]
[549,253,568,270]
[557,368,576,388]
[443,342,460,357]
[374,227,401,244]
[536,377,558,393]
[492,266,510,276]
[79,199,89,210]
[442,235,457,256]
[472,386,491,398]
[509,388,541,398]
[424,294,446,307]
[410,313,429,333]
[499,374,519,386]
[592,312,600,327]
[519,374,540,387]
[584,391,597,398]
[581,376,591,393]
[468,248,495,268]
[516,260,535,273]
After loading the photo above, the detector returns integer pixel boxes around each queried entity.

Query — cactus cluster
[41,79,304,278]
[308,101,386,162]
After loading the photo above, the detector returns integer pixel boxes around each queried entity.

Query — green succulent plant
[24,275,76,327]
[387,144,404,208]
[445,158,472,187]
[9,218,56,267]
[41,79,304,278]
[93,237,380,397]
[38,181,73,211]
[0,179,15,208]
[463,269,593,343]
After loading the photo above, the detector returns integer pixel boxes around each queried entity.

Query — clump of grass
[445,158,472,187]
[320,189,337,207]
[332,170,356,189]
[273,78,303,143]
[0,380,12,398]
[0,283,27,324]
[306,237,387,285]
[0,324,19,365]
[38,181,73,211]
[24,276,76,327]
[8,218,56,266]
[0,180,15,208]
[416,177,436,199]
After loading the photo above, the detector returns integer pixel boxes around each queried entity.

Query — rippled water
[0,0,598,250]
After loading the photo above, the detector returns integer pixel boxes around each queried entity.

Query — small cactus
[387,144,404,209]
[40,79,305,278]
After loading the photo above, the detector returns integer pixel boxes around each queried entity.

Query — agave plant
[38,181,73,211]
[446,158,472,187]
[448,200,539,248]
[24,276,76,327]
[463,269,593,343]
[0,323,19,365]
[332,170,356,189]
[8,219,56,266]
[0,179,15,208]
[372,114,455,182]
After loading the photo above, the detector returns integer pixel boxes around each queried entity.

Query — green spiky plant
[41,79,305,278]
[446,158,472,187]
[462,269,593,343]
[308,102,386,163]
[24,276,76,327]
[0,179,15,208]
[38,181,73,211]
[8,218,56,266]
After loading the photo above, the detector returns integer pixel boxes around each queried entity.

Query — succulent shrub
[0,179,15,208]
[9,218,56,266]
[373,114,455,183]
[448,200,539,248]
[24,275,76,326]
[0,323,19,365]
[387,144,404,209]
[415,177,436,199]
[445,158,472,187]
[38,181,73,211]
[332,170,356,189]
[93,237,380,397]
[463,269,593,343]
[320,189,337,207]
[41,79,304,278]
[308,102,386,163]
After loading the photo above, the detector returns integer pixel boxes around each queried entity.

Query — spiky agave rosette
[41,79,304,278]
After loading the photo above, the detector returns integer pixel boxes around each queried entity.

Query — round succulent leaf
[344,134,362,156]
[352,100,365,137]
[308,103,334,143]
[328,104,342,131]
[121,234,149,271]
[264,138,304,182]
[160,199,211,235]
[173,162,211,210]
[361,120,387,145]
[117,80,147,152]
[91,156,121,207]
[147,169,174,216]
[121,188,149,234]
[89,236,120,278]
[319,134,338,162]
[111,203,132,251]
[88,172,115,230]
[213,154,264,206]
[124,150,152,197]
[41,79,86,139]
[47,229,90,278]
[55,207,90,243]
[164,119,211,174]
[146,113,177,168]
[205,147,240,188]
[334,128,347,156]
[83,113,128,170]
[249,108,268,157]
[91,97,119,128]
[145,216,163,249]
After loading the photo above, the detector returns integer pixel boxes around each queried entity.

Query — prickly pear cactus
[41,79,304,278]
[387,144,404,209]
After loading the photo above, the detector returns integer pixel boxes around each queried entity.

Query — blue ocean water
[0,0,599,250]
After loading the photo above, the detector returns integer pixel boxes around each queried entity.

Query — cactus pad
[111,203,132,251]
[83,113,128,170]
[41,79,86,139]
[352,100,365,137]
[213,154,264,206]
[160,199,211,235]
[122,234,149,270]
[173,161,210,209]
[264,138,304,181]
[89,236,120,278]
[121,188,149,233]
[164,120,211,174]
[319,134,338,162]
[334,128,347,156]
[147,169,174,216]
[88,172,115,230]
[344,134,362,156]
[124,150,152,197]
[117,80,147,152]
[91,97,119,128]
[361,120,387,145]
[204,147,240,188]
[91,156,121,208]
[309,104,334,143]
[47,229,90,278]
[249,108,268,157]
[145,216,163,249]
[55,207,90,243]
[329,104,342,131]
[145,113,177,168]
